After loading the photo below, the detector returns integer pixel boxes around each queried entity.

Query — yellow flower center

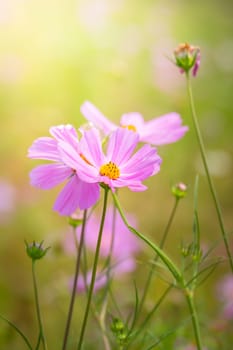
[100,161,120,180]
[121,124,137,132]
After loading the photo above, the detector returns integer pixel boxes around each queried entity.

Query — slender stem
[138,198,179,313]
[112,192,183,285]
[62,210,88,350]
[185,289,203,350]
[95,199,117,350]
[32,260,48,350]
[77,188,109,350]
[98,299,111,350]
[112,193,202,348]
[186,73,233,272]
[106,203,117,283]
[74,212,111,350]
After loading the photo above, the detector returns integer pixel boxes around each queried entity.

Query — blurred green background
[0,0,233,348]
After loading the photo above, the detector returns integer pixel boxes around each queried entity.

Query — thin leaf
[144,316,191,350]
[127,281,139,336]
[0,314,33,350]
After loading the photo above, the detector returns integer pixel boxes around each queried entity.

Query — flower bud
[111,317,125,333]
[171,182,188,199]
[110,317,128,345]
[174,43,200,76]
[25,240,50,261]
[181,244,191,258]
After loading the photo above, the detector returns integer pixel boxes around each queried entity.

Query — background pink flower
[216,274,233,320]
[64,206,141,293]
[80,101,188,145]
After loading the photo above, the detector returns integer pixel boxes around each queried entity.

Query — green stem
[32,260,48,350]
[98,299,111,350]
[112,193,203,349]
[186,73,233,272]
[74,212,110,350]
[77,187,109,350]
[138,198,179,314]
[185,289,203,350]
[62,209,87,350]
[112,192,182,286]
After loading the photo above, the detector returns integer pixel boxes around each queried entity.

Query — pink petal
[80,101,115,135]
[28,137,60,161]
[192,51,201,77]
[53,175,100,215]
[141,113,188,145]
[74,270,107,294]
[49,124,78,150]
[79,128,105,167]
[120,112,144,131]
[127,182,148,192]
[120,144,162,181]
[107,128,139,166]
[58,141,99,183]
[114,258,137,274]
[78,181,100,210]
[30,164,72,189]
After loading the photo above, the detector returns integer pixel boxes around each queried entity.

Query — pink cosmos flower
[28,125,100,216]
[80,101,188,145]
[58,127,161,192]
[65,206,140,293]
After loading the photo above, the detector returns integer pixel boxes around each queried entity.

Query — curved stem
[112,192,182,285]
[32,260,48,350]
[138,198,179,313]
[77,187,109,350]
[62,209,88,350]
[186,73,233,272]
[112,192,203,349]
[185,289,203,350]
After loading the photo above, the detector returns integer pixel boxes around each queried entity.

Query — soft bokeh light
[0,0,233,348]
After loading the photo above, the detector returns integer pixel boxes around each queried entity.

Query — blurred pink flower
[70,270,107,293]
[0,178,16,213]
[65,206,141,293]
[59,127,161,192]
[217,274,233,320]
[183,346,196,350]
[28,125,100,216]
[80,101,188,146]
[0,178,16,223]
[181,344,208,350]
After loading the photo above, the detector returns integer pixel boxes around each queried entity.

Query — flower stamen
[121,124,137,132]
[80,153,93,166]
[100,161,120,180]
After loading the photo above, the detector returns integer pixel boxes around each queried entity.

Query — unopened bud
[174,43,200,76]
[25,240,50,261]
[172,182,188,199]
[110,317,128,345]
